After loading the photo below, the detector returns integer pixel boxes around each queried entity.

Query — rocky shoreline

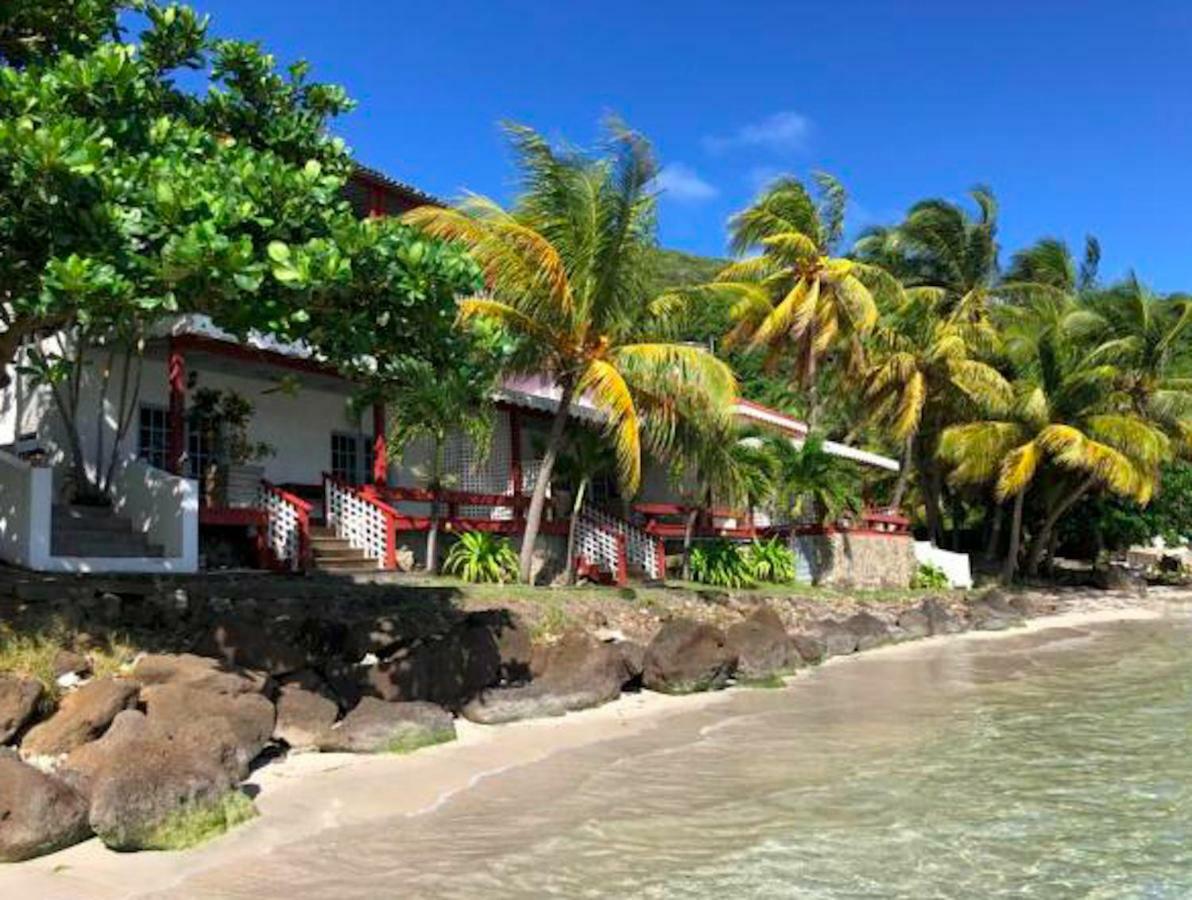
[0,579,1162,864]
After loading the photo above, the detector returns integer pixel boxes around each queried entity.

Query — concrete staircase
[51,505,163,559]
[308,524,378,574]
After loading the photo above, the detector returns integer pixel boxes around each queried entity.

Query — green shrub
[910,562,950,590]
[442,531,519,583]
[745,538,797,584]
[690,540,756,589]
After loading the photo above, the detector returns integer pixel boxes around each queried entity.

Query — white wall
[914,541,974,588]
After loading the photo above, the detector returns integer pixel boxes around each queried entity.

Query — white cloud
[704,111,813,155]
[652,163,719,202]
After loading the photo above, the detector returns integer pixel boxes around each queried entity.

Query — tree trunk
[564,476,589,585]
[1024,476,1095,576]
[890,434,914,509]
[949,492,965,551]
[1001,490,1026,584]
[984,501,1004,561]
[919,464,943,545]
[425,508,440,575]
[681,507,699,581]
[518,379,576,583]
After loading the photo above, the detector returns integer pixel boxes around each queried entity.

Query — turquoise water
[167,607,1192,899]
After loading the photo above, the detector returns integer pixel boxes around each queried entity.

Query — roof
[350,164,444,209]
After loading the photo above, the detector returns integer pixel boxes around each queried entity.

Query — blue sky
[186,1,1191,290]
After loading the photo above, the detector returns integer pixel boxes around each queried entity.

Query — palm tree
[768,433,862,526]
[1004,236,1101,293]
[940,295,1171,581]
[862,287,1011,510]
[690,174,893,426]
[386,373,493,574]
[667,423,776,580]
[405,122,736,582]
[552,427,615,585]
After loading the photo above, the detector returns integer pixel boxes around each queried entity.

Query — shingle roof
[351,163,444,209]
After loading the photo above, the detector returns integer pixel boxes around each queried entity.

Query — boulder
[0,676,43,745]
[789,632,827,665]
[52,650,91,680]
[131,653,268,695]
[273,684,338,750]
[810,619,859,657]
[86,729,253,851]
[614,640,647,683]
[0,753,91,862]
[895,605,931,640]
[1093,565,1148,596]
[843,612,892,652]
[20,677,139,757]
[642,619,736,694]
[317,698,455,754]
[196,619,307,677]
[463,610,533,684]
[965,591,1024,631]
[141,684,275,772]
[726,608,794,680]
[464,631,630,725]
[919,597,964,635]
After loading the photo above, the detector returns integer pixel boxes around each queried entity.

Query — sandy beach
[0,594,1172,900]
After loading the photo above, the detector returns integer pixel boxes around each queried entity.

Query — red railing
[259,479,314,570]
[323,472,400,569]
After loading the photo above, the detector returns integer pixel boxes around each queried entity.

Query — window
[332,432,361,484]
[138,405,169,469]
[187,422,219,481]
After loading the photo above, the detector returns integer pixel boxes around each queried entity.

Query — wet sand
[0,598,1169,899]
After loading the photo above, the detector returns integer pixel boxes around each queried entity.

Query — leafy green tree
[2,2,480,500]
[405,121,736,583]
[768,433,862,527]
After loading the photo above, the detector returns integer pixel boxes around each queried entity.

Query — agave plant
[745,537,797,584]
[442,531,519,584]
[689,540,755,589]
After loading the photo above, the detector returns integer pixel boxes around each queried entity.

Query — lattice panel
[579,503,661,579]
[325,479,385,567]
[257,485,302,570]
[575,515,622,577]
[438,409,513,519]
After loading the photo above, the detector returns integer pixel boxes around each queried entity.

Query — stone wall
[793,532,916,590]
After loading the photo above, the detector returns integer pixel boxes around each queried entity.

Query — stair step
[312,547,370,562]
[52,507,134,533]
[314,559,379,573]
[51,530,162,558]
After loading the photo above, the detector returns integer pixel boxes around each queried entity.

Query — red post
[655,538,666,580]
[615,533,628,586]
[167,338,186,475]
[508,406,523,510]
[372,402,387,486]
[385,513,397,570]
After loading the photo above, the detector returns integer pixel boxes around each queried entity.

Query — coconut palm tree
[405,122,736,582]
[1003,236,1101,293]
[686,174,894,426]
[768,433,863,527]
[940,295,1171,581]
[551,427,615,585]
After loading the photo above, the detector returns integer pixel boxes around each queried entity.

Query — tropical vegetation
[442,531,520,584]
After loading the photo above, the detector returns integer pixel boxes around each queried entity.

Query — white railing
[579,503,662,580]
[258,481,311,571]
[324,474,394,569]
[574,514,625,584]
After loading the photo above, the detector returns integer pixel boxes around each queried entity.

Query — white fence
[914,541,973,588]
[579,503,662,580]
[325,476,391,568]
[258,482,310,570]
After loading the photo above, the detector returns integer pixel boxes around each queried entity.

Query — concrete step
[312,548,370,563]
[313,559,379,573]
[51,533,163,558]
[53,506,135,533]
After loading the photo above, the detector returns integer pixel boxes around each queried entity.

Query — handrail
[262,479,314,513]
[260,478,313,569]
[324,472,401,518]
[374,485,529,509]
[323,472,398,569]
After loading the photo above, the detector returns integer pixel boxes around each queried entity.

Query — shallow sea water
[162,608,1192,899]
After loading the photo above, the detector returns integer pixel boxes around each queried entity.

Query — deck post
[508,407,524,524]
[372,402,387,486]
[167,338,186,475]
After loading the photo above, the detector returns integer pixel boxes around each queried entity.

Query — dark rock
[642,619,736,694]
[0,753,91,861]
[463,610,533,684]
[966,591,1024,631]
[52,650,91,680]
[345,614,408,660]
[789,632,827,665]
[920,597,964,635]
[21,677,139,757]
[1094,566,1148,596]
[810,619,859,657]
[895,606,931,640]
[464,631,630,725]
[141,684,275,772]
[318,698,455,754]
[843,612,892,652]
[1006,592,1059,618]
[274,684,338,750]
[131,653,269,695]
[726,608,794,680]
[0,676,43,745]
[614,640,647,682]
[86,726,249,851]
[196,619,307,677]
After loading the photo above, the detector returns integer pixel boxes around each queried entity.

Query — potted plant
[188,389,275,507]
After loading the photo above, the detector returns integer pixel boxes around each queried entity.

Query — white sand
[0,596,1173,900]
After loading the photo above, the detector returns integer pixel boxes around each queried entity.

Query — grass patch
[737,673,789,690]
[382,727,456,755]
[135,791,257,852]
[0,619,138,699]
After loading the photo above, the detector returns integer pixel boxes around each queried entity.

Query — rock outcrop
[0,676,43,745]
[0,753,91,862]
[21,677,139,757]
[273,684,338,750]
[642,619,736,694]
[726,608,795,680]
[318,698,455,754]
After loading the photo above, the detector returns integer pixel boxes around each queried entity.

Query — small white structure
[913,541,974,589]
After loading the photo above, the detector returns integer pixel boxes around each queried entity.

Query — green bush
[910,562,950,590]
[745,538,798,584]
[442,531,519,583]
[690,540,756,589]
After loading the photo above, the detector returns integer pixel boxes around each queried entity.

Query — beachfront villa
[0,168,933,587]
